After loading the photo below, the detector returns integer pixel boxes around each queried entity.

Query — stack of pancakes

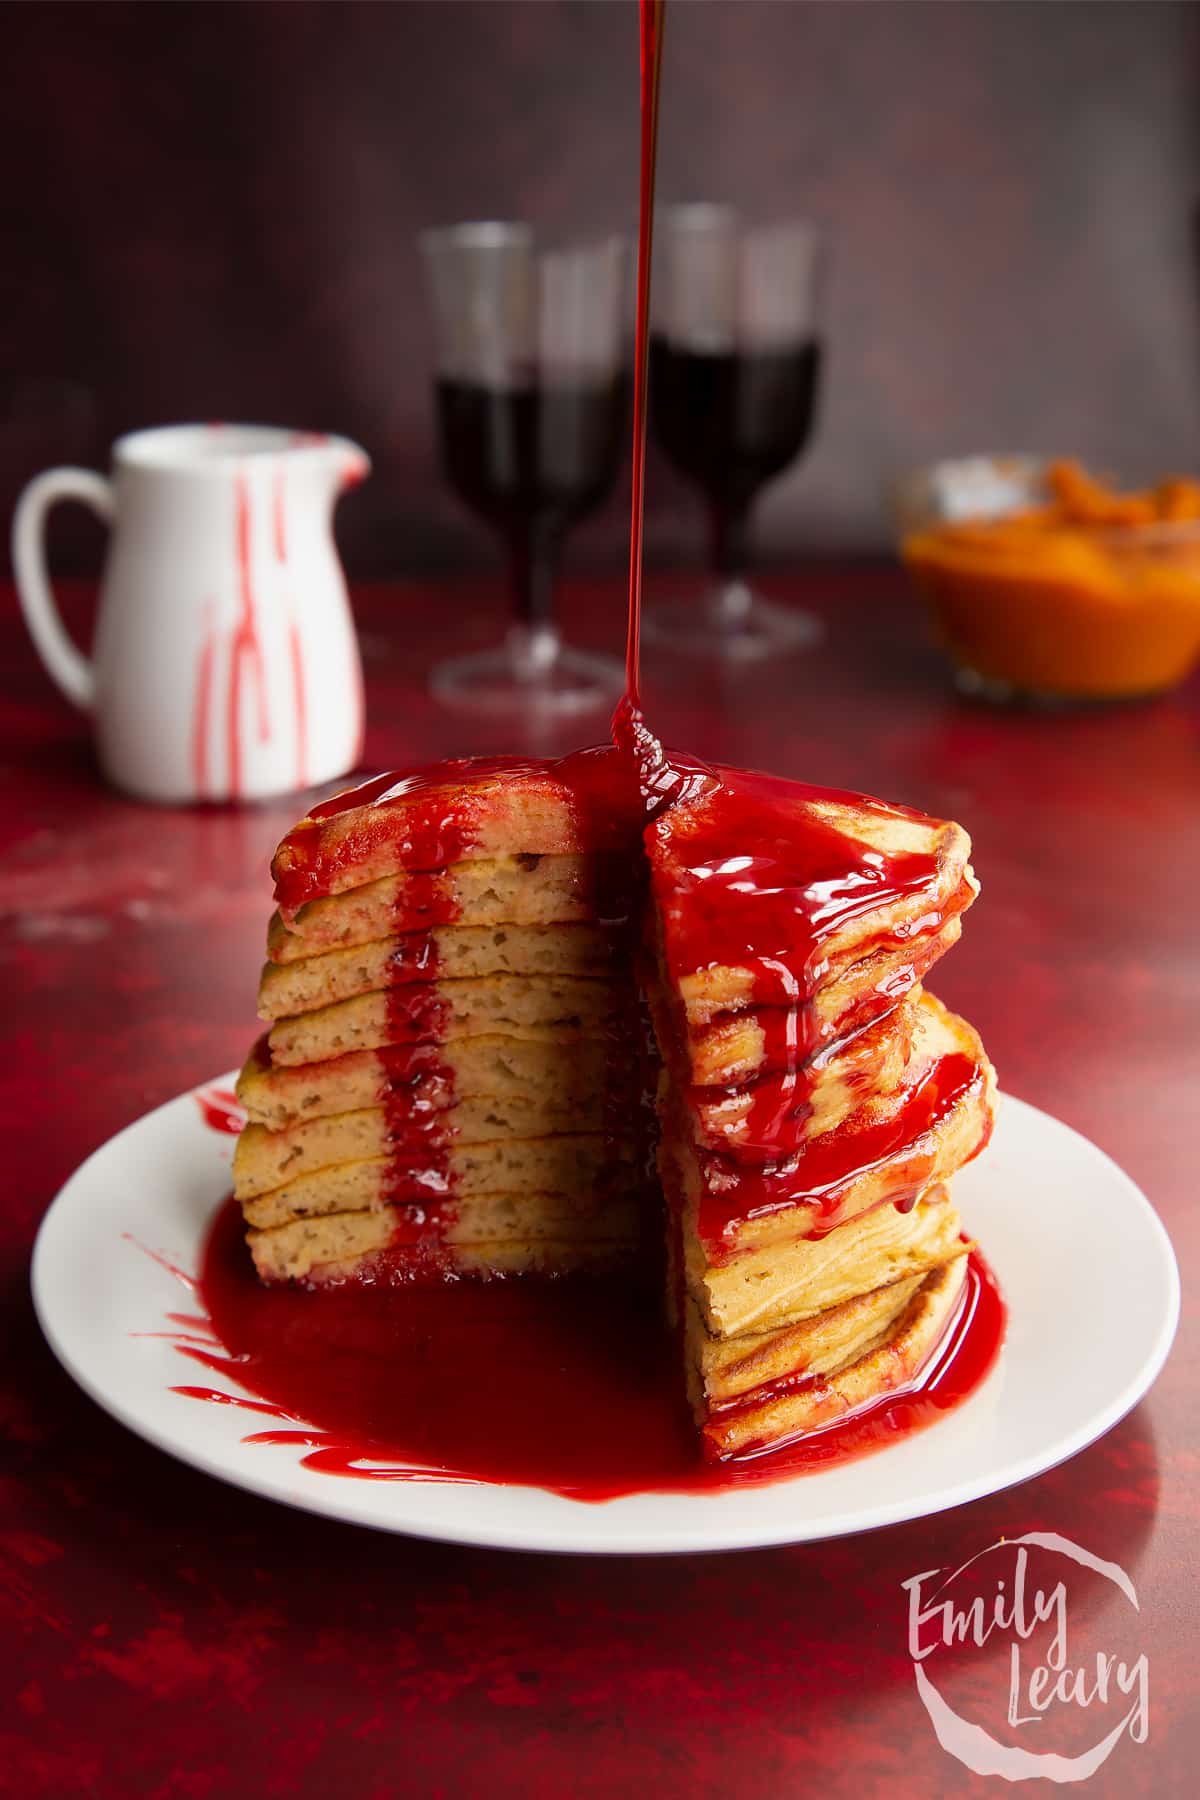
[234,766,649,1282]
[644,774,994,1458]
[232,751,996,1461]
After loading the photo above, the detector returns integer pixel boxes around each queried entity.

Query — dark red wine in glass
[420,224,628,716]
[644,207,825,660]
[435,371,629,618]
[649,337,821,572]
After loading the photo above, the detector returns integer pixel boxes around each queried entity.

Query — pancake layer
[692,1255,971,1459]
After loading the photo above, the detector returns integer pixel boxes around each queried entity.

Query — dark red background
[3,0,1200,579]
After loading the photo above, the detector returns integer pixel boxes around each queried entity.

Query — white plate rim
[31,1077,1181,1556]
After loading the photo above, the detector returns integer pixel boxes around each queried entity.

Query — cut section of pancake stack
[234,763,649,1284]
[232,751,997,1462]
[643,767,995,1459]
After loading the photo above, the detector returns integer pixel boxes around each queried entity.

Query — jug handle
[11,467,114,710]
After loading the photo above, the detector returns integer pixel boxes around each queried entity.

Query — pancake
[267,974,622,1067]
[685,1268,930,1406]
[258,922,620,1020]
[693,1254,970,1459]
[682,914,962,1083]
[270,752,638,920]
[683,1182,968,1338]
[648,767,978,1046]
[247,1192,640,1283]
[236,1127,630,1218]
[673,995,995,1263]
[268,852,610,961]
[236,1033,615,1132]
[688,989,921,1153]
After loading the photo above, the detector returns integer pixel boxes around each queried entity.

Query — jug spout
[297,432,371,497]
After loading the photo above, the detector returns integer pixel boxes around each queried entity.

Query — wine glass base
[430,639,625,718]
[642,588,823,661]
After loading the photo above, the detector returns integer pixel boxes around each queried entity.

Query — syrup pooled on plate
[183,1198,1004,1499]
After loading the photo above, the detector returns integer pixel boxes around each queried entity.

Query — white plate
[32,1078,1179,1555]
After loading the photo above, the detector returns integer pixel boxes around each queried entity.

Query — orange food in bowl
[902,461,1200,699]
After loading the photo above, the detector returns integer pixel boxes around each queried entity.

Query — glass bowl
[897,456,1200,703]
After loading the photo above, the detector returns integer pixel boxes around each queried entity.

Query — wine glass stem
[511,522,561,633]
[710,502,749,580]
[708,502,753,626]
[506,522,564,675]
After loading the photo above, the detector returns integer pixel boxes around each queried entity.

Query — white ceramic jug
[12,423,370,803]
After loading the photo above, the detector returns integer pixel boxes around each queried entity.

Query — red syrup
[609,0,712,824]
[376,859,477,1233]
[182,1198,1004,1497]
[193,1087,244,1135]
[367,854,644,1234]
[710,1047,980,1172]
[122,1234,196,1291]
[648,762,955,1000]
[694,1052,988,1257]
[274,745,642,920]
[690,993,912,1157]
[624,0,664,716]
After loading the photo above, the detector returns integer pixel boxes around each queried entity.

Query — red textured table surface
[2,568,1196,1799]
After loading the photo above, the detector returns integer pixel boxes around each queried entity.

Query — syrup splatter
[193,1088,244,1136]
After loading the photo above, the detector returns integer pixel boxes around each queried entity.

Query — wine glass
[645,206,825,660]
[419,222,628,715]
